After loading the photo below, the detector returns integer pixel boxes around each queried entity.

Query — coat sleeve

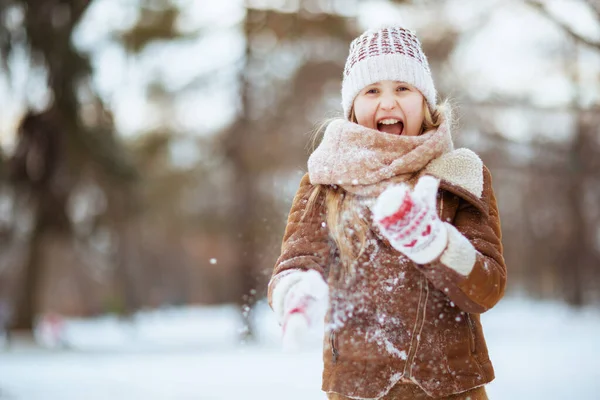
[419,166,507,314]
[267,173,332,320]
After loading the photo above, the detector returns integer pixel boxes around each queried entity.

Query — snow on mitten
[373,175,448,264]
[281,270,328,351]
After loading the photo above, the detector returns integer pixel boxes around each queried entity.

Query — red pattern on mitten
[373,176,448,264]
[280,270,329,350]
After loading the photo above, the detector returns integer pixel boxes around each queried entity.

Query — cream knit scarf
[307,116,454,197]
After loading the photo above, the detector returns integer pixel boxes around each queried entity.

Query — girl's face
[352,80,426,136]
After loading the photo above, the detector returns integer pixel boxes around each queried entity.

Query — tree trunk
[10,213,43,331]
[562,125,585,307]
[11,189,71,331]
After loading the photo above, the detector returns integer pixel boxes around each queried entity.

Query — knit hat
[341,26,437,120]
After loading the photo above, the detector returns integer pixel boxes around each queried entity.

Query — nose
[379,93,397,110]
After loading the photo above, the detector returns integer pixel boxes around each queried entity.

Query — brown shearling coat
[268,161,506,399]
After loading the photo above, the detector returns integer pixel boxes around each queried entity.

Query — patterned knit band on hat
[341,26,437,120]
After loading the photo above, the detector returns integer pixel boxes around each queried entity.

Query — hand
[281,270,328,351]
[373,175,448,264]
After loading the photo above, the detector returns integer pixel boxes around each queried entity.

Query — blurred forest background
[0,0,599,340]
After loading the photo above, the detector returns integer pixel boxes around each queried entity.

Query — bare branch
[525,0,600,50]
[586,0,600,21]
[460,98,600,113]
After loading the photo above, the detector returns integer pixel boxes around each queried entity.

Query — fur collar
[420,148,485,212]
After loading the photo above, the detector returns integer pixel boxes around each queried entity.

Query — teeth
[379,119,400,125]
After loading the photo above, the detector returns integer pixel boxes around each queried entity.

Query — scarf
[307,117,454,197]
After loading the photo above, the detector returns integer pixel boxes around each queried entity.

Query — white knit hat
[341,26,437,120]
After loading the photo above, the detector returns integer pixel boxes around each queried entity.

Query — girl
[268,26,506,400]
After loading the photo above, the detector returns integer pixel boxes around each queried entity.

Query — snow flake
[382,337,407,360]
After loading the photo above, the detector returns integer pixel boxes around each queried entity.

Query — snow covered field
[0,296,599,400]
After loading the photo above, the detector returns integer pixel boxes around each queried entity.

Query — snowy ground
[0,296,599,400]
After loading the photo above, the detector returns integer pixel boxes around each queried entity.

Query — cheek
[405,101,425,124]
[353,98,374,124]
[405,102,423,117]
[404,102,425,136]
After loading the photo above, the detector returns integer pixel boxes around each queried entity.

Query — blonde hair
[305,99,451,273]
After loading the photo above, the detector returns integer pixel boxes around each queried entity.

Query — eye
[397,86,409,92]
[365,87,379,94]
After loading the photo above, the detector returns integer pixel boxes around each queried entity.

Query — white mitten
[373,175,448,264]
[280,270,328,351]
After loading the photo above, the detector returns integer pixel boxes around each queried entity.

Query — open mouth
[377,119,404,135]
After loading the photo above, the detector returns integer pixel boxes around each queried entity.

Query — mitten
[279,270,328,351]
[373,175,448,264]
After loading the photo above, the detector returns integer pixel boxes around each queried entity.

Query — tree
[0,0,137,331]
[222,3,357,339]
